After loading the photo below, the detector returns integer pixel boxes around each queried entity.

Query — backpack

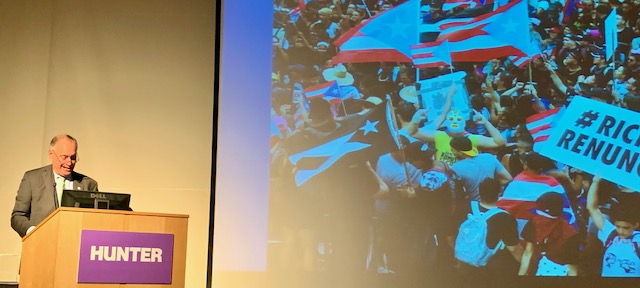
[455,201,506,267]
[419,162,467,213]
[604,230,640,259]
[446,166,467,213]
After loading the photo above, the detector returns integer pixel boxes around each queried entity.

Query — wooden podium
[19,207,188,287]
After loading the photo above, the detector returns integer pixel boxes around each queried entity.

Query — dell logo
[91,193,107,199]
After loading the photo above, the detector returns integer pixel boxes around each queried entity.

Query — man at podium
[10,134,99,237]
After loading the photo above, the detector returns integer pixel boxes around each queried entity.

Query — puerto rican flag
[507,54,540,68]
[498,171,577,236]
[288,0,311,22]
[303,80,345,118]
[287,101,397,186]
[304,81,341,99]
[416,0,530,62]
[525,107,565,152]
[411,40,452,68]
[507,40,543,68]
[331,0,418,64]
[293,91,310,129]
[289,7,302,22]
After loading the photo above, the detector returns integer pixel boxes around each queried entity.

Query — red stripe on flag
[304,81,335,94]
[330,49,412,64]
[526,107,561,123]
[448,46,526,62]
[439,24,490,42]
[411,42,441,49]
[528,123,552,135]
[512,171,563,187]
[412,52,435,58]
[534,135,550,143]
[497,199,537,221]
[414,62,450,68]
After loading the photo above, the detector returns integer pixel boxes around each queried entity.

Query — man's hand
[525,84,538,96]
[280,104,292,115]
[448,84,457,95]
[397,184,416,198]
[411,108,429,125]
[473,110,487,125]
[544,61,556,73]
[515,82,525,90]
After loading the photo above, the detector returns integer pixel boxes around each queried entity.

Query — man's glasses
[52,149,79,163]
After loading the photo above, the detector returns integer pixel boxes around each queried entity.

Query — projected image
[269,0,640,281]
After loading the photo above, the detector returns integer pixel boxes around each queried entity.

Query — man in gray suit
[11,134,98,237]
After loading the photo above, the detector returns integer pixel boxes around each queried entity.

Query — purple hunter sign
[78,230,174,284]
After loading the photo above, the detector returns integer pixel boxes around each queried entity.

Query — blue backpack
[455,201,506,267]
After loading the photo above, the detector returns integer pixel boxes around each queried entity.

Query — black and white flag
[287,102,398,186]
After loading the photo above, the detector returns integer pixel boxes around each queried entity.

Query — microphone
[53,180,59,209]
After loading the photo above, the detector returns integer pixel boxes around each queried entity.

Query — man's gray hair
[49,134,78,148]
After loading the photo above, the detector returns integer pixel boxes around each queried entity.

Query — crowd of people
[269,0,640,282]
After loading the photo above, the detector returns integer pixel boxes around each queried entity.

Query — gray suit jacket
[11,165,98,237]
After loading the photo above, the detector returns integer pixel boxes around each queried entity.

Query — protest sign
[539,96,640,192]
[417,71,470,125]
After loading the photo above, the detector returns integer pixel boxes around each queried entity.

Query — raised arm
[545,61,568,95]
[586,173,605,232]
[473,110,506,148]
[297,31,313,49]
[527,84,547,112]
[501,82,523,98]
[432,84,457,128]
[546,167,583,201]
[483,75,500,104]
[406,109,438,142]
[482,81,501,124]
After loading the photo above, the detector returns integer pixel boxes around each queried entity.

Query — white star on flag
[501,17,519,33]
[384,17,410,40]
[289,131,372,185]
[359,120,379,135]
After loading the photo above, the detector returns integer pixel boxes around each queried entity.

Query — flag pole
[386,95,402,150]
[386,95,413,189]
[609,41,617,94]
[360,0,372,17]
[415,0,421,82]
[400,152,414,192]
[528,58,533,84]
